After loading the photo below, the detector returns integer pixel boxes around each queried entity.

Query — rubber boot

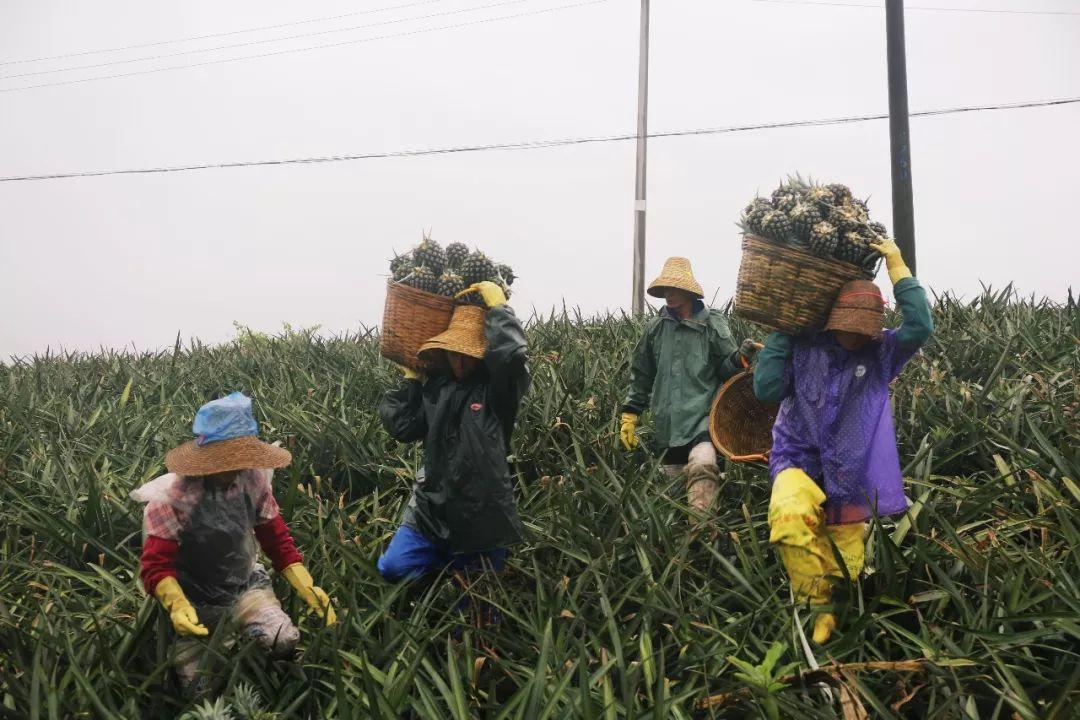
[686,461,720,515]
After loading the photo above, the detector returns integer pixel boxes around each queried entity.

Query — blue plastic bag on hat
[193,391,259,446]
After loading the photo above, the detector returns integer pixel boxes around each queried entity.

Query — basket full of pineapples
[733,176,885,334]
[381,234,516,370]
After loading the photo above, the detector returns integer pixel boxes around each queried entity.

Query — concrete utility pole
[631,0,650,314]
[886,0,917,275]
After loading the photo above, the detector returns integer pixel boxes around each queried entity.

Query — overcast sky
[1,0,1077,359]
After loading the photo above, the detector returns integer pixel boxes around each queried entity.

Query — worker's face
[833,330,870,351]
[663,288,695,315]
[447,352,480,381]
[202,470,241,487]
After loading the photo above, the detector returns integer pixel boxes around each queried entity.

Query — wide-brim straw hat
[418,304,487,362]
[825,279,886,338]
[647,257,705,299]
[165,435,292,476]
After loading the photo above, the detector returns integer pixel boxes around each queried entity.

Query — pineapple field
[0,288,1077,719]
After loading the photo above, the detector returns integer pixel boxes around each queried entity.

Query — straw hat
[418,304,487,362]
[647,257,704,299]
[165,392,291,476]
[825,280,886,338]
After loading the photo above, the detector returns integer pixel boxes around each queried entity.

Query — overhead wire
[0,0,451,67]
[0,0,531,81]
[2,96,1076,183]
[0,0,609,94]
[750,0,1080,16]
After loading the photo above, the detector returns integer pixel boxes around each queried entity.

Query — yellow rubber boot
[769,469,842,642]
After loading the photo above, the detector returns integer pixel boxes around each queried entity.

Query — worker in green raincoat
[619,257,761,513]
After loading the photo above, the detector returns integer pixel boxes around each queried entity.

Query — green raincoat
[622,302,743,449]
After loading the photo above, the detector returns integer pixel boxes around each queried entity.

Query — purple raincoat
[769,329,917,525]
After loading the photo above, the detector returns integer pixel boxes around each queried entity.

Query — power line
[2,96,1075,183]
[0,0,529,81]
[750,0,1080,16]
[0,0,608,93]
[0,0,451,67]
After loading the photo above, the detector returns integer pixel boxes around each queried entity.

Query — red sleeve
[254,515,303,572]
[141,535,179,595]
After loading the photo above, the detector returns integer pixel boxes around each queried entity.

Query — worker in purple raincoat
[753,238,933,643]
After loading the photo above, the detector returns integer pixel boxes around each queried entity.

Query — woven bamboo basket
[709,370,778,463]
[380,281,455,371]
[733,234,874,334]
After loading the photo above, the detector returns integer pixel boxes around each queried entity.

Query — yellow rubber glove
[282,563,337,626]
[456,281,506,308]
[823,522,867,579]
[154,576,209,637]
[396,363,423,382]
[870,238,912,285]
[619,412,640,450]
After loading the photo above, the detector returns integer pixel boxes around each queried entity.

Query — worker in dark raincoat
[754,238,933,643]
[377,281,529,601]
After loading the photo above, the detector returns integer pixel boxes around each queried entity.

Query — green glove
[619,412,640,450]
[739,339,764,365]
[154,576,209,637]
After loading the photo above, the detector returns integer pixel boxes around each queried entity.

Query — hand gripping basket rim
[380,280,456,371]
[733,234,875,335]
[709,369,779,463]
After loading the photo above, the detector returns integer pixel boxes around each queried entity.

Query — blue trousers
[377,525,508,582]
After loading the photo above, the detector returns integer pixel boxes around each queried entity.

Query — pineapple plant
[413,235,446,275]
[445,242,469,269]
[461,250,496,285]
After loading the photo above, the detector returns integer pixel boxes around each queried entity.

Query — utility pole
[631,0,650,314]
[885,0,916,275]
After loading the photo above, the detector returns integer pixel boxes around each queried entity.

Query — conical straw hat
[825,280,885,338]
[418,304,487,361]
[647,257,704,299]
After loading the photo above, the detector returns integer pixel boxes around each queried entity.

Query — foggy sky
[2,0,1078,359]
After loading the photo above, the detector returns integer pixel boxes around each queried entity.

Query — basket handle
[727,452,769,463]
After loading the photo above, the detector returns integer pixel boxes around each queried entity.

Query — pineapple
[829,204,862,233]
[826,183,853,205]
[406,265,438,293]
[496,263,516,286]
[836,231,870,265]
[868,221,888,241]
[808,221,839,257]
[413,235,446,274]
[389,251,413,277]
[760,210,792,243]
[741,198,772,236]
[806,185,834,211]
[445,242,469,269]
[775,193,800,213]
[461,250,496,285]
[436,270,466,297]
[789,202,823,243]
[849,198,870,222]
